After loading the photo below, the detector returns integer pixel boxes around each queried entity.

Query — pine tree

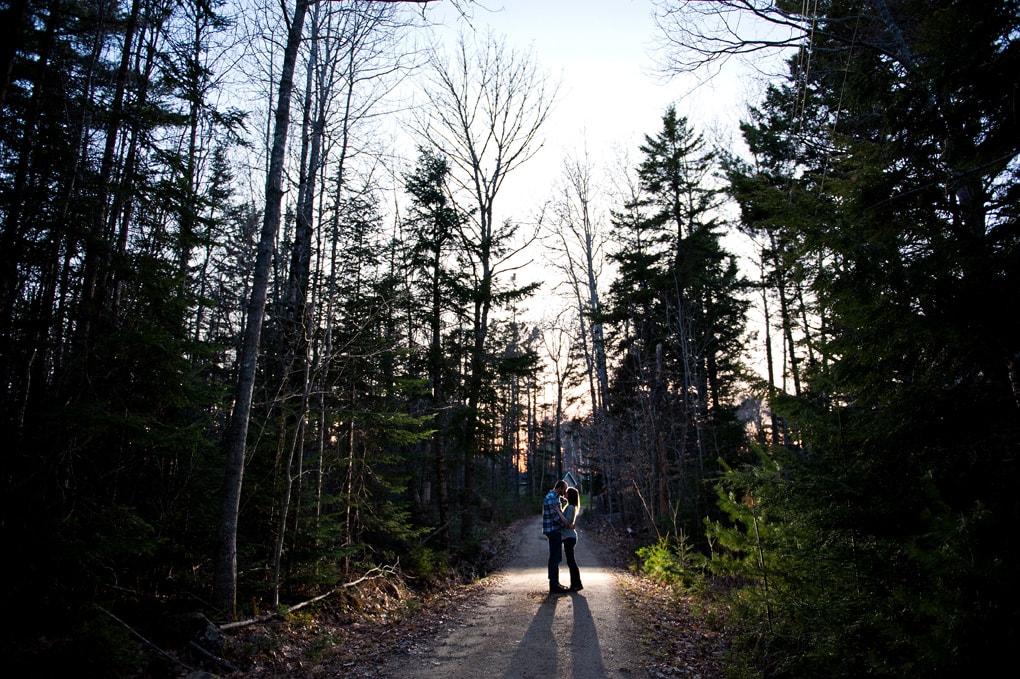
[401,148,471,546]
[717,1,1020,675]
[605,106,749,539]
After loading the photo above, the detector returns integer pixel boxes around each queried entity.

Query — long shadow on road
[505,591,609,679]
[382,516,639,679]
[506,594,561,677]
[569,593,608,679]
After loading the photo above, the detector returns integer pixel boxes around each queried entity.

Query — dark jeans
[563,537,581,588]
[545,530,563,585]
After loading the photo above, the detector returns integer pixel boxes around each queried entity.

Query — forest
[1,0,1017,676]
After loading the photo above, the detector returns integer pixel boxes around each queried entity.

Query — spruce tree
[401,149,472,545]
[718,1,1020,675]
[606,106,749,538]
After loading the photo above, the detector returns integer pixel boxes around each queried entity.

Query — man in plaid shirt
[543,480,572,593]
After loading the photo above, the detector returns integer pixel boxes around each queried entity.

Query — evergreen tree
[0,0,239,670]
[401,148,472,545]
[317,188,431,571]
[717,1,1020,675]
[605,106,749,539]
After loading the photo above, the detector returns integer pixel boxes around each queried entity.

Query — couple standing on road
[542,480,584,594]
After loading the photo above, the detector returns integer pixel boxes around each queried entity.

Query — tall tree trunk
[461,254,491,538]
[214,0,310,618]
[268,6,326,599]
[428,244,450,546]
[771,233,801,397]
[271,360,311,607]
[0,0,58,433]
[344,409,357,573]
[760,263,781,446]
[111,11,166,318]
[75,0,141,360]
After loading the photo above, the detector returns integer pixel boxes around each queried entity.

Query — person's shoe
[569,583,583,591]
[550,584,570,594]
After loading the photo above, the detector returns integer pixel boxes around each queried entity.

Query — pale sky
[419,0,775,389]
[424,0,758,225]
[471,0,677,151]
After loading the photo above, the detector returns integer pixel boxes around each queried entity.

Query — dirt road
[378,516,644,678]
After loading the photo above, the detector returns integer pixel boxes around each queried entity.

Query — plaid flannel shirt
[543,489,562,534]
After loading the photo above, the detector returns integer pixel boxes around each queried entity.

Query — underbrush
[5,519,522,678]
[634,533,708,590]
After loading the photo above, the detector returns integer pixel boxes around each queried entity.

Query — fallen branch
[219,563,399,630]
[188,640,239,673]
[96,606,195,674]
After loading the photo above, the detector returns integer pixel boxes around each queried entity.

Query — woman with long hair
[561,487,583,591]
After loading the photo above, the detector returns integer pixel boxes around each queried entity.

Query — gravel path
[378,516,644,679]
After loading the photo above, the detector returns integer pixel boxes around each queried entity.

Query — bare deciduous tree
[543,148,618,514]
[414,29,557,536]
[214,0,312,618]
[545,149,610,423]
[213,0,443,619]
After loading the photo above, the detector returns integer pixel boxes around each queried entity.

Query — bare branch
[97,606,197,673]
[219,564,398,630]
[651,0,923,79]
[652,0,812,74]
[414,29,559,229]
